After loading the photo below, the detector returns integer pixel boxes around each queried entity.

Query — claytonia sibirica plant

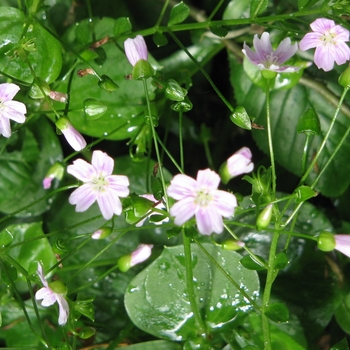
[0,83,26,137]
[299,18,350,72]
[35,263,69,326]
[167,169,238,235]
[242,32,299,73]
[67,150,130,220]
[5,1,350,350]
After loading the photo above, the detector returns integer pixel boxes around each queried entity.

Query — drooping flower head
[299,18,350,72]
[219,147,254,184]
[124,35,154,79]
[35,263,69,325]
[242,32,299,73]
[55,117,87,152]
[124,35,148,66]
[0,83,26,138]
[118,244,153,272]
[67,150,130,220]
[42,162,65,190]
[318,231,350,257]
[167,169,238,235]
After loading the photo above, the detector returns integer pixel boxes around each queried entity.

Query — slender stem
[202,134,215,170]
[168,30,234,113]
[0,185,77,224]
[155,0,170,27]
[182,230,206,334]
[156,134,184,173]
[207,0,225,21]
[142,78,170,211]
[301,134,311,176]
[265,79,276,195]
[179,108,184,171]
[311,124,350,189]
[300,87,349,184]
[261,230,281,350]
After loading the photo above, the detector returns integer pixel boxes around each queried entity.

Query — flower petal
[91,150,114,177]
[0,83,20,102]
[167,174,197,200]
[0,115,12,137]
[124,35,148,66]
[37,263,48,287]
[56,294,69,325]
[96,190,123,219]
[170,197,196,226]
[299,33,322,51]
[314,46,335,71]
[195,206,224,235]
[213,190,237,218]
[106,175,130,197]
[196,169,220,191]
[310,18,335,34]
[69,184,97,212]
[67,159,97,182]
[36,287,57,306]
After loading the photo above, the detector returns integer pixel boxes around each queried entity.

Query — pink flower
[334,235,350,257]
[167,169,238,235]
[42,162,65,190]
[35,263,69,325]
[55,117,86,151]
[220,147,254,184]
[0,83,26,137]
[299,18,350,72]
[242,32,299,72]
[135,194,169,227]
[67,150,130,220]
[124,35,148,66]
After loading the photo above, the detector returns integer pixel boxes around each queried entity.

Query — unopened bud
[317,231,336,252]
[92,227,112,240]
[132,59,154,80]
[256,204,273,230]
[339,65,350,88]
[221,240,245,251]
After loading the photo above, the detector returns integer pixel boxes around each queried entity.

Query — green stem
[207,0,225,21]
[203,134,215,170]
[300,87,349,184]
[168,30,234,113]
[265,79,276,195]
[155,0,170,27]
[182,230,206,334]
[156,134,184,173]
[142,78,170,211]
[301,134,311,176]
[261,230,281,350]
[0,185,77,224]
[179,108,185,171]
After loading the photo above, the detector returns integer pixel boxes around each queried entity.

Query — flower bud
[165,79,187,101]
[98,75,119,92]
[118,244,153,272]
[339,65,350,88]
[55,117,87,151]
[317,231,336,252]
[256,204,273,230]
[29,78,51,99]
[124,35,148,66]
[43,162,65,189]
[49,91,68,103]
[221,240,245,251]
[92,227,112,240]
[230,106,252,130]
[219,147,254,184]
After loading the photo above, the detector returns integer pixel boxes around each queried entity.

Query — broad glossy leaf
[330,338,349,350]
[125,244,259,341]
[0,7,62,83]
[168,2,190,26]
[0,117,62,216]
[61,17,157,141]
[230,55,350,197]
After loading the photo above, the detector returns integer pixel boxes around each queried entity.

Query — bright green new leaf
[168,2,190,26]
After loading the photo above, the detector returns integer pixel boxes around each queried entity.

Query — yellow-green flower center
[321,31,336,45]
[92,175,108,192]
[194,189,212,207]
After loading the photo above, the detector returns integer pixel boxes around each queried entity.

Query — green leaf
[223,0,250,19]
[122,340,182,350]
[168,2,190,26]
[265,302,289,323]
[335,293,350,334]
[114,17,132,36]
[4,222,57,277]
[62,17,158,141]
[250,0,268,17]
[125,244,259,341]
[274,252,289,270]
[209,26,228,38]
[330,338,349,350]
[153,31,168,47]
[230,55,350,197]
[0,118,62,216]
[0,229,13,248]
[240,254,267,270]
[298,0,321,10]
[0,7,62,83]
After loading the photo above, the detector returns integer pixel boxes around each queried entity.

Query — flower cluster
[300,18,350,72]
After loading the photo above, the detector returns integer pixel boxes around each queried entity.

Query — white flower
[55,117,86,151]
[0,83,26,137]
[35,263,69,326]
[67,150,130,220]
[167,169,237,235]
[124,35,148,66]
